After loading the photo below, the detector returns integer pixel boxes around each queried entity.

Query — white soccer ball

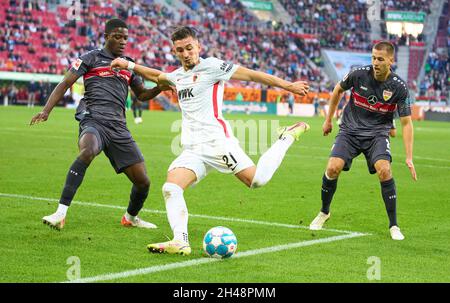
[203,226,238,259]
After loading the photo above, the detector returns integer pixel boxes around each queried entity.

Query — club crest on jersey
[72,59,83,70]
[193,74,198,82]
[383,90,393,101]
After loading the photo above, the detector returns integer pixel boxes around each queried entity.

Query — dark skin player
[30,26,166,188]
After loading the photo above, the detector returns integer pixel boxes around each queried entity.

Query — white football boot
[42,212,66,230]
[309,211,331,230]
[121,214,157,229]
[390,226,405,240]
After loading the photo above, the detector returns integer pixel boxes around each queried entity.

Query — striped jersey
[165,57,239,145]
[339,65,411,137]
[69,48,143,123]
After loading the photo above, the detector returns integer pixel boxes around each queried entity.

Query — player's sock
[321,172,338,214]
[56,203,69,216]
[251,135,294,188]
[59,158,88,207]
[162,182,189,244]
[127,184,149,216]
[380,178,397,228]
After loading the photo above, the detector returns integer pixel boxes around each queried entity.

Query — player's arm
[110,58,162,84]
[389,120,397,137]
[30,71,80,125]
[323,83,346,136]
[130,82,162,102]
[231,66,309,96]
[400,115,417,181]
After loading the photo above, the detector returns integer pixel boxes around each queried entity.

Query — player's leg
[138,104,143,122]
[238,121,310,188]
[132,103,139,124]
[147,167,197,255]
[121,162,156,229]
[43,132,101,230]
[310,132,359,230]
[309,157,345,230]
[374,159,404,240]
[366,135,403,240]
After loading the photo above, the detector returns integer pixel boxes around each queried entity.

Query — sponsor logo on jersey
[72,59,83,70]
[219,62,234,73]
[178,88,194,100]
[368,95,378,105]
[352,88,397,113]
[360,85,368,91]
[383,90,393,101]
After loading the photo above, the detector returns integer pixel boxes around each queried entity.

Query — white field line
[64,232,367,283]
[0,193,362,235]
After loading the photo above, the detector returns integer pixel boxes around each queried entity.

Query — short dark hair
[171,26,198,42]
[373,41,395,56]
[105,18,128,34]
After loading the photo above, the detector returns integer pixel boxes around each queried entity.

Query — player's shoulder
[342,65,371,82]
[167,65,184,76]
[389,72,408,92]
[203,57,235,73]
[350,65,372,76]
[122,55,135,62]
[80,48,102,58]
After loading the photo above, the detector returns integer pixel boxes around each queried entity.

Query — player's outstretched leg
[147,168,195,255]
[121,162,156,229]
[42,133,99,230]
[249,121,310,188]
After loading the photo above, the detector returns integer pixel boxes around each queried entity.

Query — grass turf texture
[0,106,449,282]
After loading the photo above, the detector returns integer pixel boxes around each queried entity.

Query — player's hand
[406,158,417,181]
[110,58,129,71]
[30,111,49,126]
[322,120,333,136]
[157,82,175,93]
[286,81,309,96]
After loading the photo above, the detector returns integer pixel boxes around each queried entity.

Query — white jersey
[165,57,239,146]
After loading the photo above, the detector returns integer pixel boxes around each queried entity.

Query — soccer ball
[203,226,238,259]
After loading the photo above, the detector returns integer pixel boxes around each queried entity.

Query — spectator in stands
[27,80,38,108]
[7,82,18,104]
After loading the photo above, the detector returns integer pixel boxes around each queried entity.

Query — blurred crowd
[279,0,371,51]
[0,0,446,101]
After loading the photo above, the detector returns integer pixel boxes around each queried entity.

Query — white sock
[125,212,136,222]
[162,182,189,244]
[251,136,295,188]
[56,204,69,216]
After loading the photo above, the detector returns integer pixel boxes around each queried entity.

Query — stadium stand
[278,0,372,51]
[0,0,446,103]
[418,0,449,102]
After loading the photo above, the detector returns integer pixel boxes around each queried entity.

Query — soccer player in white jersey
[111,26,310,255]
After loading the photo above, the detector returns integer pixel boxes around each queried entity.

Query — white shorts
[168,138,255,184]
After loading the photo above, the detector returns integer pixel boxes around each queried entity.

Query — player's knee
[326,165,342,179]
[377,166,392,181]
[135,177,150,191]
[78,147,97,164]
[162,182,184,201]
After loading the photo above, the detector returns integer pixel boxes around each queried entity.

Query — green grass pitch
[0,105,449,282]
